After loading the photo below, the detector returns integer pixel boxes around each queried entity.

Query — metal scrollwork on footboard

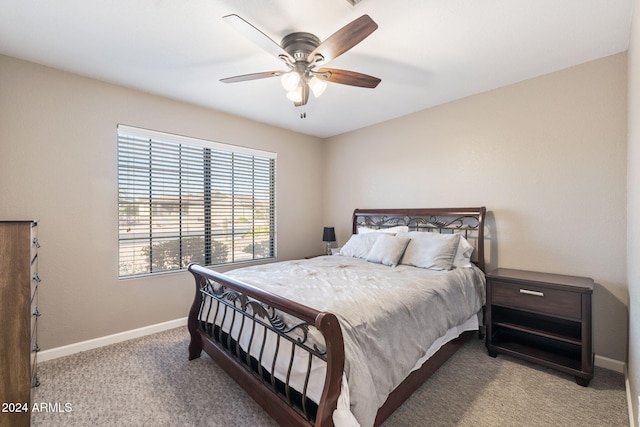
[188,264,343,426]
[198,277,326,358]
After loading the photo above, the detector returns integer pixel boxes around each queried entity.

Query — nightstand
[485,268,594,386]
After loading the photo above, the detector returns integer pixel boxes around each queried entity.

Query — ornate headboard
[352,207,487,272]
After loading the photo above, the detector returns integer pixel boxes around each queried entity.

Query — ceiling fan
[220,14,381,117]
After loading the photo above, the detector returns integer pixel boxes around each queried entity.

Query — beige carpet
[32,327,628,426]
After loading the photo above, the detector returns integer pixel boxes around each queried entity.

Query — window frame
[117,125,277,278]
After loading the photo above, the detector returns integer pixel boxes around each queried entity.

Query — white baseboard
[594,354,634,426]
[38,317,188,363]
[595,353,625,374]
[625,364,639,427]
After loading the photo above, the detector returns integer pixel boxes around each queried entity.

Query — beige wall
[0,50,631,367]
[0,54,325,350]
[324,53,628,361]
[627,0,640,424]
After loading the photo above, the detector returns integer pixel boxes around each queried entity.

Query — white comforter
[214,255,485,427]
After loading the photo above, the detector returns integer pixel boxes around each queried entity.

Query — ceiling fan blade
[307,15,378,65]
[220,71,284,83]
[316,68,381,88]
[223,14,294,63]
[294,83,310,107]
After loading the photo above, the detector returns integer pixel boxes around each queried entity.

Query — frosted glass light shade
[286,87,302,103]
[309,76,327,97]
[281,72,301,91]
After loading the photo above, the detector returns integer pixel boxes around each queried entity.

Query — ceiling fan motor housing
[281,32,321,62]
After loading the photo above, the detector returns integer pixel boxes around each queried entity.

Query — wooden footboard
[187,263,345,427]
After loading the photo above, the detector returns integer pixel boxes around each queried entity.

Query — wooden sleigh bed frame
[187,207,486,427]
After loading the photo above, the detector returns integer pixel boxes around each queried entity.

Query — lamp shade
[322,227,336,243]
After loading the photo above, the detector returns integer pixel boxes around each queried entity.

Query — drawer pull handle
[33,238,40,248]
[520,289,544,297]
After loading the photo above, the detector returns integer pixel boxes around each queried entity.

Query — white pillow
[357,225,409,234]
[397,232,461,270]
[365,234,411,267]
[453,235,475,268]
[339,233,383,259]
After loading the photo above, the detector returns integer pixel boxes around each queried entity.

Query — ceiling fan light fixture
[309,76,327,98]
[281,71,301,92]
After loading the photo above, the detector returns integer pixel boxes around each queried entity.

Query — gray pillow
[365,234,411,267]
[339,233,383,259]
[397,232,461,270]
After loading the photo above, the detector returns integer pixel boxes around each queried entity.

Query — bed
[187,207,487,427]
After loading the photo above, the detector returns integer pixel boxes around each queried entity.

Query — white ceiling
[0,0,633,138]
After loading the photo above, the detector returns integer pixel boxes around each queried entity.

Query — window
[117,125,276,278]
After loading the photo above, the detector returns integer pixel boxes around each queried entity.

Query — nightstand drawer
[491,280,582,320]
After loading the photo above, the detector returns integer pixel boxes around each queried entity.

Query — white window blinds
[117,125,276,278]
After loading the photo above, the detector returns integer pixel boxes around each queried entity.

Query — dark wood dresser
[0,221,40,427]
[485,268,593,386]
